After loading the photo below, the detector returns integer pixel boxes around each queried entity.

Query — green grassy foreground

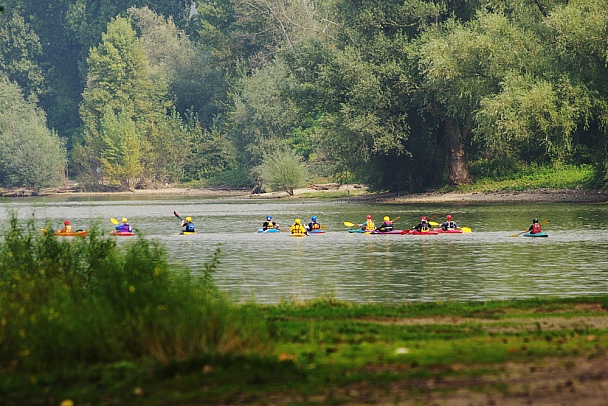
[1,217,607,405]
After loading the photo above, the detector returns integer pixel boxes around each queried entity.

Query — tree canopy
[2,0,608,192]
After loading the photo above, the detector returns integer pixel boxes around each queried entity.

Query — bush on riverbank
[0,216,271,372]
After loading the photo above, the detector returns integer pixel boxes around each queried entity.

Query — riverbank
[4,183,608,204]
[9,296,607,406]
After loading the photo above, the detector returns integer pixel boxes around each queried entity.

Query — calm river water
[2,195,608,304]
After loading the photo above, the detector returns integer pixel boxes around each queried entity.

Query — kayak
[403,230,439,235]
[308,229,326,234]
[348,229,375,233]
[258,228,281,233]
[369,230,405,235]
[524,232,548,237]
[42,229,89,237]
[54,230,88,237]
[290,233,307,237]
[433,228,463,234]
[110,230,135,237]
[180,231,196,235]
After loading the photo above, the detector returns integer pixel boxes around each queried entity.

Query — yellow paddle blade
[460,227,471,233]
[343,221,356,227]
[320,225,327,229]
[110,218,119,225]
[429,221,440,226]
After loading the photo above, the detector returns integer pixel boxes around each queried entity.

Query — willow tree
[0,78,66,193]
[417,7,551,185]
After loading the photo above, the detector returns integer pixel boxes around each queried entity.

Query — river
[2,195,608,304]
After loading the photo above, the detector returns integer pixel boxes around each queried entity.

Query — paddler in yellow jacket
[61,220,73,233]
[360,215,375,232]
[290,218,308,235]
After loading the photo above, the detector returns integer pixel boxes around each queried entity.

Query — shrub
[0,215,271,372]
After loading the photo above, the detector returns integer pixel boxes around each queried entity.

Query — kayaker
[412,216,430,232]
[61,220,73,233]
[307,216,321,231]
[360,215,375,231]
[376,216,393,232]
[263,215,279,231]
[115,218,133,233]
[440,215,459,231]
[527,218,542,234]
[181,216,196,233]
[290,218,308,235]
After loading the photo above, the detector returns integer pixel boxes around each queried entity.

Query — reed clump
[0,215,271,372]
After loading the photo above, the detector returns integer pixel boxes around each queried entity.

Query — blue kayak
[524,232,548,237]
[258,228,280,233]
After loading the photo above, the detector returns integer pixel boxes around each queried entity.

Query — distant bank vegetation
[2,1,608,195]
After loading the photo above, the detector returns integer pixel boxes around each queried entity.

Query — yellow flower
[129,285,136,293]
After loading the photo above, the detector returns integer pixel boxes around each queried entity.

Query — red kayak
[110,230,135,237]
[433,228,463,234]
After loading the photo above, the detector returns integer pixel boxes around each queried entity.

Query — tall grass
[0,215,271,372]
[460,162,594,192]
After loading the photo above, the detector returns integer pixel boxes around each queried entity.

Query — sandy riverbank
[5,184,608,204]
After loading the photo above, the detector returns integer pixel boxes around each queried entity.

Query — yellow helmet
[384,216,389,221]
[122,218,128,223]
[186,216,192,221]
[295,218,301,224]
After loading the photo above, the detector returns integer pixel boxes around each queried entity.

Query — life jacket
[119,224,132,232]
[263,221,275,230]
[62,225,73,233]
[446,221,457,229]
[185,222,195,232]
[531,223,542,233]
[364,221,375,231]
[291,223,306,235]
[310,222,321,230]
[420,221,429,231]
[381,221,393,231]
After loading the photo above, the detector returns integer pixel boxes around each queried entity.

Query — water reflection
[1,196,607,303]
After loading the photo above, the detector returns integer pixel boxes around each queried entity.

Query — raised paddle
[110,217,119,225]
[510,219,550,237]
[173,211,182,221]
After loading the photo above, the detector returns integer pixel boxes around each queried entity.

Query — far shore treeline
[1,0,608,194]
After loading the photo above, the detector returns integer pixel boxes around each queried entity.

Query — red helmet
[446,215,452,220]
[64,220,70,225]
[421,216,427,221]
[366,215,372,219]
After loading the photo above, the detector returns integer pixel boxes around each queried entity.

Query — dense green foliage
[0,78,66,193]
[0,216,271,375]
[2,0,608,191]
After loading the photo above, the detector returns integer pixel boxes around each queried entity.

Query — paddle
[460,227,472,233]
[173,211,182,221]
[343,221,357,227]
[510,219,550,237]
[110,217,119,225]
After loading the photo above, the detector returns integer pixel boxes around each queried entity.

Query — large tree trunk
[442,117,472,185]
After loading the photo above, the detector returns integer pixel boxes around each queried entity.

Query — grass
[1,219,608,405]
[451,162,595,193]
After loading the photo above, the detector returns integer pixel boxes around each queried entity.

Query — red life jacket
[531,223,542,233]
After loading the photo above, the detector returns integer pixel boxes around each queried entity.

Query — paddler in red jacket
[527,218,542,234]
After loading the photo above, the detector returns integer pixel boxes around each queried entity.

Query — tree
[0,77,66,193]
[255,147,308,195]
[76,15,169,189]
[0,11,45,100]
